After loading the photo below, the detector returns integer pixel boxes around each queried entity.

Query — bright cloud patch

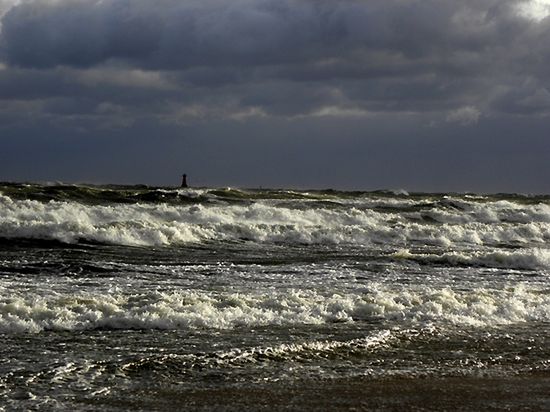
[517,0,550,21]
[446,106,481,126]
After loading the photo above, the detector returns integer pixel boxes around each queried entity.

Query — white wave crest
[0,194,385,246]
[1,285,548,333]
[393,247,550,270]
[1,194,550,252]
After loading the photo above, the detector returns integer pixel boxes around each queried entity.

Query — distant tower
[181,174,188,188]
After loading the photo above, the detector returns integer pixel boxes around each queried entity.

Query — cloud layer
[1,0,550,123]
[1,0,550,190]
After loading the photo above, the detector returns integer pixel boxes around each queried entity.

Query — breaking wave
[1,192,550,251]
[1,285,548,333]
[392,248,550,271]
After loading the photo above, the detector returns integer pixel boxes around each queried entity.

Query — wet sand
[97,374,550,411]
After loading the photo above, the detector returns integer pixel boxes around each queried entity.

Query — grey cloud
[1,0,162,68]
[0,0,527,69]
[0,0,312,68]
[490,80,550,115]
[445,106,481,126]
[0,66,184,104]
[2,0,550,192]
[1,0,550,125]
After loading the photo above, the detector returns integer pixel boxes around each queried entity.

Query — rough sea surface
[0,183,549,410]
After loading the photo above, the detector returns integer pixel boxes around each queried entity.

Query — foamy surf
[1,285,548,333]
[392,247,550,270]
[1,192,550,262]
[1,184,550,410]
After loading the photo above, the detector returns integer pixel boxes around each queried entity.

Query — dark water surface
[0,183,549,410]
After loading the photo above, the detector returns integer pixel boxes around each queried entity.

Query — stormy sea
[0,182,549,411]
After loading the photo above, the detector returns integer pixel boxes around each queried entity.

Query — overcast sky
[1,0,550,193]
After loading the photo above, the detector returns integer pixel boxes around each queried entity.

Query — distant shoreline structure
[1,179,550,197]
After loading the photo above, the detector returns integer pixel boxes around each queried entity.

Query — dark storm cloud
[0,0,521,69]
[1,0,549,118]
[0,0,549,123]
[1,0,550,192]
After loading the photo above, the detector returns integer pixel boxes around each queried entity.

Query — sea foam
[1,285,548,333]
[392,247,550,270]
[1,194,550,252]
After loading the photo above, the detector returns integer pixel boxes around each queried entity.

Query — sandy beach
[92,374,550,411]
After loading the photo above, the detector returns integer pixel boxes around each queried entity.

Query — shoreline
[91,374,550,411]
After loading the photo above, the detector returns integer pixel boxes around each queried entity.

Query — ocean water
[0,183,549,410]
